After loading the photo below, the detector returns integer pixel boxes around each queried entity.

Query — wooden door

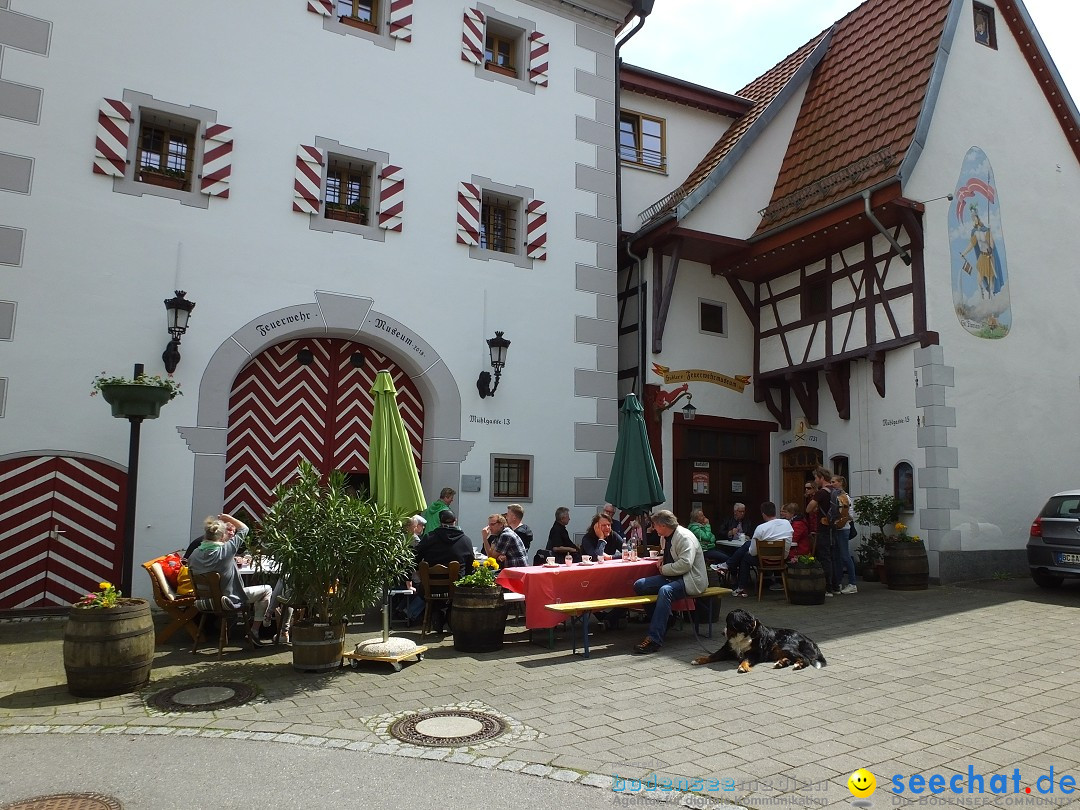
[0,455,126,609]
[780,447,822,511]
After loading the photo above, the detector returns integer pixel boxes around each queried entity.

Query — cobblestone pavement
[2,578,1079,810]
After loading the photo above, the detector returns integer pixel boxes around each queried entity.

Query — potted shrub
[64,582,155,697]
[258,461,413,671]
[451,556,508,653]
[138,165,189,190]
[91,371,182,419]
[325,200,368,224]
[884,522,929,590]
[786,555,826,605]
[852,494,900,582]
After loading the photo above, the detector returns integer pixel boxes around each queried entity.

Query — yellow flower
[472,560,480,569]
[895,523,906,532]
[485,557,499,569]
[99,581,112,590]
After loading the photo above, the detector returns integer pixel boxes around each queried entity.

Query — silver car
[1027,489,1080,588]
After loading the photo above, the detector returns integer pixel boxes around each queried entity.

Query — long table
[496,558,669,630]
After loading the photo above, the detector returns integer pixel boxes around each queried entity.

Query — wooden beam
[824,361,851,421]
[762,384,791,431]
[725,274,755,323]
[786,372,819,426]
[870,352,886,398]
[651,240,681,353]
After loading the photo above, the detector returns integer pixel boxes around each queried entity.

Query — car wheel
[1031,569,1064,589]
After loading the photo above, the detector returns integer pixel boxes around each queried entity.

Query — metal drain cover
[147,681,255,713]
[1,794,122,810]
[389,709,507,746]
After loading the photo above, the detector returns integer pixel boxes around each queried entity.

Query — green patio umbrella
[604,393,666,516]
[368,370,425,516]
[364,370,425,654]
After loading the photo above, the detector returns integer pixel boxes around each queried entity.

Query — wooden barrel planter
[884,541,929,590]
[452,587,508,653]
[64,599,155,697]
[291,623,346,671]
[786,564,827,605]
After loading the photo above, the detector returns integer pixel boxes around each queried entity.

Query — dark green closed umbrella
[604,393,666,515]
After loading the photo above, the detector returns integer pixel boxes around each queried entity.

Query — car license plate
[1056,553,1080,565]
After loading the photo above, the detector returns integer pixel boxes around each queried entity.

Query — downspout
[615,1,654,397]
[862,189,911,266]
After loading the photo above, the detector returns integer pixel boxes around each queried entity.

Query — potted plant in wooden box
[325,200,368,225]
[138,166,189,190]
[258,461,413,671]
[452,556,508,652]
[852,494,900,582]
[91,371,182,419]
[64,581,155,697]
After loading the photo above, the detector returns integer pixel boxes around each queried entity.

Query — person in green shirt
[688,508,728,566]
[420,487,456,536]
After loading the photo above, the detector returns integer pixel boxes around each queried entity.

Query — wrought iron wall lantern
[162,290,195,374]
[476,331,510,398]
[653,383,696,421]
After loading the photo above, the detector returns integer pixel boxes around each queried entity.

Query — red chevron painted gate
[224,338,424,520]
[0,455,126,609]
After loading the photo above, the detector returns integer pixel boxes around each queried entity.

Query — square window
[619,111,666,171]
[337,0,377,31]
[973,3,996,49]
[325,157,373,226]
[485,25,519,77]
[480,191,519,254]
[136,114,197,192]
[699,300,726,336]
[492,455,532,500]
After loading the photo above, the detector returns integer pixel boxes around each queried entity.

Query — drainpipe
[862,190,911,266]
[615,1,654,398]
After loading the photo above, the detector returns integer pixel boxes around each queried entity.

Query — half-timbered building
[618,0,1080,581]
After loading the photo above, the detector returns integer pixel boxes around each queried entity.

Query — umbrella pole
[381,582,390,643]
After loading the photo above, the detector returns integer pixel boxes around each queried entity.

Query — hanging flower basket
[92,372,181,419]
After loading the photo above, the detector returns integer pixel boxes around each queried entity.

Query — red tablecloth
[496,558,670,629]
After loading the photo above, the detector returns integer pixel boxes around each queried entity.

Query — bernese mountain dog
[690,608,826,673]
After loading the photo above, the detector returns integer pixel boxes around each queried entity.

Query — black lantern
[162,290,195,374]
[476,331,510,398]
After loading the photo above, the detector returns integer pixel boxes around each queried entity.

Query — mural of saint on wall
[949,146,1011,338]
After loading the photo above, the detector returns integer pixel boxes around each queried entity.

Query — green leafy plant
[75,581,120,608]
[456,556,500,588]
[91,372,182,399]
[793,555,817,566]
[852,494,901,564]
[257,461,413,626]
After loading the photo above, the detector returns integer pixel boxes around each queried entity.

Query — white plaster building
[0,0,640,607]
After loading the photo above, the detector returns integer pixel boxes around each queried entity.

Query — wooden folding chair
[418,561,459,637]
[142,560,199,645]
[191,571,252,656]
[756,539,789,601]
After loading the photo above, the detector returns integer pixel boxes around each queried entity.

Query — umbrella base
[345,638,427,672]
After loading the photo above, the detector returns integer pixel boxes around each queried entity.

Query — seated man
[408,510,475,626]
[630,510,709,654]
[482,513,528,568]
[537,506,580,565]
[730,501,793,597]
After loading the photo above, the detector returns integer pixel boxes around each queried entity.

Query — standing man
[831,475,858,594]
[506,503,533,552]
[812,467,838,596]
[420,487,455,536]
[630,510,708,654]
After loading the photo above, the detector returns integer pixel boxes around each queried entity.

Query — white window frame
[698,298,728,338]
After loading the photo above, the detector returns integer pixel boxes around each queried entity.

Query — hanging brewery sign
[652,363,751,393]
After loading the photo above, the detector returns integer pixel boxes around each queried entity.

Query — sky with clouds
[619,0,1078,99]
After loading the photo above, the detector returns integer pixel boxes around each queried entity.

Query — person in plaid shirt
[482,513,528,568]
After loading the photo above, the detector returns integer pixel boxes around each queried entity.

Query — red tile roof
[757,0,951,234]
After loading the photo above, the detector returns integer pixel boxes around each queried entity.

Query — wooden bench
[545,586,732,658]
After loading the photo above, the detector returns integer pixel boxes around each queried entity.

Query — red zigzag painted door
[0,455,126,609]
[224,338,424,519]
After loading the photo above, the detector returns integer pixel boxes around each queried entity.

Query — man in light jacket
[630,510,708,655]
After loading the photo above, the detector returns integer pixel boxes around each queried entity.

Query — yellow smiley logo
[848,768,876,798]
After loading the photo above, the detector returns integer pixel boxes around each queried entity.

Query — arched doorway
[223,337,424,519]
[0,454,126,609]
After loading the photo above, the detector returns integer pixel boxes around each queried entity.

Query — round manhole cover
[2,793,122,810]
[389,709,506,746]
[147,681,255,713]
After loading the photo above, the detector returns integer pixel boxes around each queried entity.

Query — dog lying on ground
[690,608,826,673]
